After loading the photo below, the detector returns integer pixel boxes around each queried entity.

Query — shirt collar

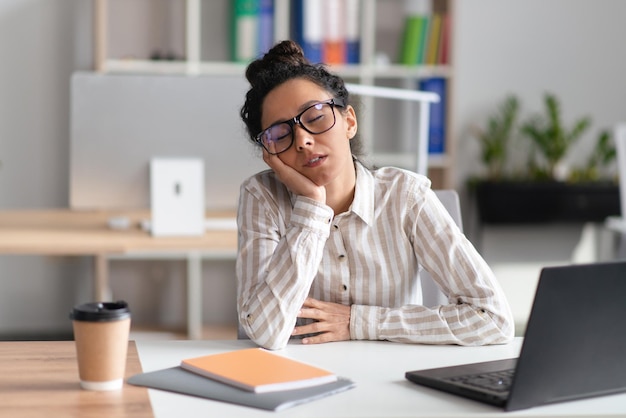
[351,160,375,225]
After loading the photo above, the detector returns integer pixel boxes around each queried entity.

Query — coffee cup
[70,301,131,391]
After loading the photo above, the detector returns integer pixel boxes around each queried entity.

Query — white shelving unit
[93,0,454,188]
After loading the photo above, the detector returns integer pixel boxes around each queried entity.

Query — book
[399,15,422,65]
[257,0,274,56]
[344,0,360,63]
[231,0,260,63]
[180,348,338,393]
[418,77,446,154]
[322,0,346,65]
[437,12,450,65]
[292,0,324,63]
[398,0,431,66]
[425,12,442,65]
[416,15,430,64]
[128,366,355,412]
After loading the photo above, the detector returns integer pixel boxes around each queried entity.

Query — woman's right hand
[263,150,326,204]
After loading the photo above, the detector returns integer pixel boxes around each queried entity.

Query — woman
[237,40,514,350]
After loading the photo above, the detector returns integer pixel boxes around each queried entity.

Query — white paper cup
[70,301,131,391]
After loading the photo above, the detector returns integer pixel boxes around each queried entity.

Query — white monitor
[70,72,266,210]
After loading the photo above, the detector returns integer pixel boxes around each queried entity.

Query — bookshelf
[93,0,454,188]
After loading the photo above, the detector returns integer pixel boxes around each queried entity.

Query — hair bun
[265,40,308,66]
[245,40,309,86]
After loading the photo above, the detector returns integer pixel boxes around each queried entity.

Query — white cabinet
[93,0,454,188]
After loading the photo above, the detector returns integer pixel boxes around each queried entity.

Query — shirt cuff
[350,304,386,340]
[290,196,334,233]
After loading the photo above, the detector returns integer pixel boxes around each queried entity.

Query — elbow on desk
[436,303,515,347]
[238,317,291,350]
[245,330,290,351]
[465,308,515,346]
[493,304,516,344]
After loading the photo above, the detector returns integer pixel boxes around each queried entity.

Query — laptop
[405,261,626,411]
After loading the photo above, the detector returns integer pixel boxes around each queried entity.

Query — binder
[322,0,346,65]
[128,367,355,412]
[232,0,259,62]
[399,15,422,65]
[418,77,446,154]
[293,0,324,63]
[344,0,360,63]
[258,0,274,56]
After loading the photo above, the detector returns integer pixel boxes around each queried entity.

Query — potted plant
[470,93,620,224]
[520,93,591,180]
[568,130,616,182]
[472,95,520,181]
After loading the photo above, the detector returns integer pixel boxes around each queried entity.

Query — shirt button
[333,224,339,229]
[342,284,348,291]
[338,254,346,259]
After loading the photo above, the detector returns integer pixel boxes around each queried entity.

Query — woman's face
[260,78,358,187]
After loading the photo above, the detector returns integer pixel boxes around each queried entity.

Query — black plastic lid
[69,301,131,322]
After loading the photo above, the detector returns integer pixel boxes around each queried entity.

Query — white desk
[135,338,626,417]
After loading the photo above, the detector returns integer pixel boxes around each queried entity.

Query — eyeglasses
[255,98,345,155]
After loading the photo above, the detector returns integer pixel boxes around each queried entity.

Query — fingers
[262,147,281,171]
[293,319,350,344]
[262,148,296,184]
[301,297,317,308]
[293,298,351,344]
[262,152,326,203]
[297,307,324,322]
[301,331,341,345]
[302,297,349,315]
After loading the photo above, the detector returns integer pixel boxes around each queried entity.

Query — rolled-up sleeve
[236,175,333,349]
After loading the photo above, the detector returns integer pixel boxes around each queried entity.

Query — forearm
[350,301,514,345]
[396,191,515,345]
[237,196,333,349]
[238,234,324,350]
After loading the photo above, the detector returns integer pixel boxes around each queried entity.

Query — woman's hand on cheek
[263,150,326,204]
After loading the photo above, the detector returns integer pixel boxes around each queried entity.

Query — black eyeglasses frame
[254,98,346,155]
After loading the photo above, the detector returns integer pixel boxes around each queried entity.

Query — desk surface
[3,338,626,417]
[0,340,152,417]
[0,209,237,255]
[135,338,626,418]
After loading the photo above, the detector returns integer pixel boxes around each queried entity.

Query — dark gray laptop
[405,261,626,411]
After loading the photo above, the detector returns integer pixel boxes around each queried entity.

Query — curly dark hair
[240,40,364,158]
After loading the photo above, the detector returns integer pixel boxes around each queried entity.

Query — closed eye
[273,132,291,141]
[304,113,325,125]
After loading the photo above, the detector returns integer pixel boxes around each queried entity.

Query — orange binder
[180,348,337,393]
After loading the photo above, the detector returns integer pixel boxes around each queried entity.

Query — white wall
[453,0,626,185]
[452,0,626,331]
[1,0,625,337]
[0,0,94,337]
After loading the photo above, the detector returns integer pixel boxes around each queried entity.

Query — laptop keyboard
[444,369,515,394]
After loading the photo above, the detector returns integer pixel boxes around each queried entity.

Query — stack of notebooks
[128,348,355,411]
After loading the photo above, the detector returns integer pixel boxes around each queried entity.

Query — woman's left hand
[293,297,351,344]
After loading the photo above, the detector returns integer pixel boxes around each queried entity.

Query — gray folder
[128,367,355,412]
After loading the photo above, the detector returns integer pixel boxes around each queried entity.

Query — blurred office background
[1,0,625,338]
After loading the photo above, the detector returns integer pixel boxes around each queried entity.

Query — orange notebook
[180,348,337,393]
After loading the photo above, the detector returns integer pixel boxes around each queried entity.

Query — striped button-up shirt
[236,161,514,350]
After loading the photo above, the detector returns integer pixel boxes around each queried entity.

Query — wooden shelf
[94,0,455,188]
[101,58,452,79]
[372,152,449,171]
